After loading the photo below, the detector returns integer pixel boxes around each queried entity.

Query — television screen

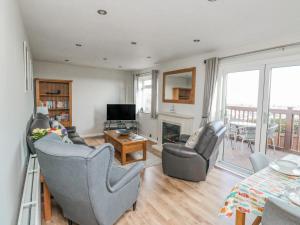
[107,104,136,120]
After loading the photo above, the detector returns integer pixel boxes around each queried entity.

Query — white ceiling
[19,0,300,70]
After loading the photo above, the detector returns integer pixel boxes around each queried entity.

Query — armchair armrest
[179,134,190,143]
[163,143,198,158]
[108,162,144,193]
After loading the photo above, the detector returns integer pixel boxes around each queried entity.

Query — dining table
[220,154,300,225]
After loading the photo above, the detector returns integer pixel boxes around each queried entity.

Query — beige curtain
[201,57,219,126]
[151,70,159,118]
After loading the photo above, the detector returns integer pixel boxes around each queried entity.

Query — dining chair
[249,152,269,172]
[262,197,300,225]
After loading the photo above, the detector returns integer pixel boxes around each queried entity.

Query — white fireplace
[152,112,194,152]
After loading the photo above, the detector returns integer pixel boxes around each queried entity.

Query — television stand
[104,120,138,134]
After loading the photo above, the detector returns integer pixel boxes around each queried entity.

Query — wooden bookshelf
[172,87,192,101]
[35,78,73,127]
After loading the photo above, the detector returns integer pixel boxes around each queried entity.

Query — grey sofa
[27,113,87,154]
[162,121,226,182]
[34,133,143,225]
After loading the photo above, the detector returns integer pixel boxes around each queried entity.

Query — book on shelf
[41,100,69,109]
[49,112,69,122]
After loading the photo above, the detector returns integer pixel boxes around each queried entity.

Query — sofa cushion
[30,115,51,134]
[70,136,87,145]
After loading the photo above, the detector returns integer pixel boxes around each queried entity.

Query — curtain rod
[220,42,300,61]
[204,42,300,63]
[135,71,151,76]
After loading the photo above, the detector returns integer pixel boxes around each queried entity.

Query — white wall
[0,0,34,224]
[33,61,134,136]
[137,55,208,141]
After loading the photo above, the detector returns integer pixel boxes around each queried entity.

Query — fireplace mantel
[157,112,194,119]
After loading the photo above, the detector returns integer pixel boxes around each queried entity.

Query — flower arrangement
[31,128,64,141]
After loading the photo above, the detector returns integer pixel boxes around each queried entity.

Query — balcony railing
[226,105,300,153]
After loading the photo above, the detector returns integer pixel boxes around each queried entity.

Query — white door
[219,56,300,172]
[220,64,265,171]
[260,61,300,160]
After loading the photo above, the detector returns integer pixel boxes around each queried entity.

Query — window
[136,75,152,113]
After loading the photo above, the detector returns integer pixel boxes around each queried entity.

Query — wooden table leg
[43,179,52,221]
[121,147,126,165]
[142,141,147,161]
[252,216,262,225]
[236,210,246,225]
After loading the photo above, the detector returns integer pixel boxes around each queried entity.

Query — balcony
[223,105,300,170]
[226,105,300,153]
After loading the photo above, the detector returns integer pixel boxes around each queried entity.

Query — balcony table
[230,121,256,128]
[220,154,300,225]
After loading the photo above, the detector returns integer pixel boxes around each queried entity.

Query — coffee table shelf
[104,130,147,165]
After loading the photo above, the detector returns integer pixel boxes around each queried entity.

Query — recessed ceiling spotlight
[193,39,200,43]
[118,66,123,68]
[208,0,217,2]
[146,56,152,59]
[103,57,108,61]
[97,9,107,15]
[131,41,137,45]
[75,43,82,47]
[64,59,70,62]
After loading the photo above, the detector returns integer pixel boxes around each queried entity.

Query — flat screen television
[107,104,136,120]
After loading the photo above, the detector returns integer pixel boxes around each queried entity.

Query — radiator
[17,154,41,225]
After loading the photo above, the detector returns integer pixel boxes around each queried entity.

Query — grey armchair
[34,133,143,225]
[162,121,226,182]
[262,197,300,225]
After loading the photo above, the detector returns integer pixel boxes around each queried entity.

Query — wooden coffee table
[104,130,147,165]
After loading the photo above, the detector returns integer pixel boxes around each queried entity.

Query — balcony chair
[162,121,226,182]
[237,126,256,153]
[262,197,300,225]
[225,121,238,150]
[34,133,143,225]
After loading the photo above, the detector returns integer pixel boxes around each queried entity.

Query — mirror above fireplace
[163,67,196,104]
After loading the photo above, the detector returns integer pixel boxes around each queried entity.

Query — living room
[2,1,300,225]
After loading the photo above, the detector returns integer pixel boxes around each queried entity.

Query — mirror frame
[162,67,196,104]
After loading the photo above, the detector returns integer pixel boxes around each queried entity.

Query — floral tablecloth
[220,155,300,217]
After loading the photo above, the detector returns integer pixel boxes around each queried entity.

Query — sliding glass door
[220,58,300,172]
[260,63,300,161]
[221,66,264,171]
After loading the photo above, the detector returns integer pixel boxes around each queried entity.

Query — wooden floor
[42,136,253,225]
[223,138,289,171]
[43,166,245,225]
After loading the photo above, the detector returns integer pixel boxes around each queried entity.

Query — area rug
[113,151,161,169]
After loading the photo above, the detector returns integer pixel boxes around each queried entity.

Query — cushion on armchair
[185,127,204,149]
